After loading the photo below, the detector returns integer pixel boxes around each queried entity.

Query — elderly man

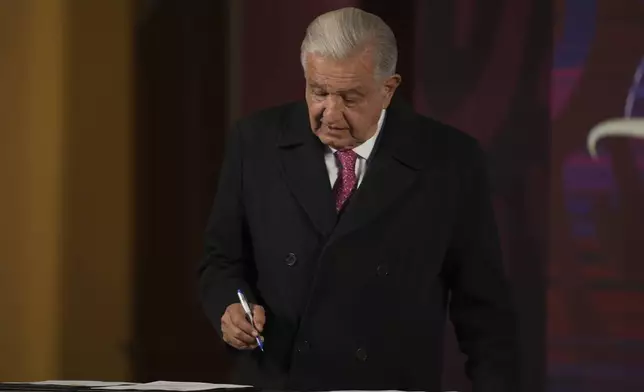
[199,7,518,392]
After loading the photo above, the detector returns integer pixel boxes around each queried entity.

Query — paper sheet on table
[96,381,252,391]
[9,381,133,387]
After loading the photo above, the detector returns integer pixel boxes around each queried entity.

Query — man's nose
[323,95,344,121]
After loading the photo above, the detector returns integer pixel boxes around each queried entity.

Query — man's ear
[383,74,402,108]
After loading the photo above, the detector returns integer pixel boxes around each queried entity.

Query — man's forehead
[307,79,365,92]
[305,67,374,92]
[304,52,379,93]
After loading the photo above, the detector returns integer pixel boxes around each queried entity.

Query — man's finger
[221,313,236,338]
[230,307,259,337]
[222,310,253,344]
[224,333,251,350]
[230,323,257,344]
[252,305,266,333]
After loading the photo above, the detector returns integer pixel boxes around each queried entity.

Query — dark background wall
[133,0,233,382]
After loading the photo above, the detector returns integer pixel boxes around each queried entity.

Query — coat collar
[276,97,439,240]
[276,102,337,236]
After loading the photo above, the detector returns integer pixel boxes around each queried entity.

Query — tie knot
[335,149,358,171]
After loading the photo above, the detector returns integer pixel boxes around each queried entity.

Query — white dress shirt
[325,109,386,188]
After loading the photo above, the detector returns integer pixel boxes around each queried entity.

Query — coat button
[355,347,368,362]
[285,252,297,266]
[297,340,310,354]
[376,264,389,276]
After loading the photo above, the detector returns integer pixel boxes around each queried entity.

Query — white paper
[96,381,251,391]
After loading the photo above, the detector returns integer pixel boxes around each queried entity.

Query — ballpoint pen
[237,289,265,352]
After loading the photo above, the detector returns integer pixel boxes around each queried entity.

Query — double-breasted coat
[199,98,519,391]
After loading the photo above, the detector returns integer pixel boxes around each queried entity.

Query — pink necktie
[333,150,358,211]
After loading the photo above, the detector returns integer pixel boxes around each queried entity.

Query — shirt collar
[328,109,386,160]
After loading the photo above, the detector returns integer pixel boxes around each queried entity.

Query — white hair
[300,7,398,80]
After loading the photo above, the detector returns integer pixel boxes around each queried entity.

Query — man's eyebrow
[308,83,364,96]
[337,88,364,96]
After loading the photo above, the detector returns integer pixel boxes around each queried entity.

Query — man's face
[304,49,401,150]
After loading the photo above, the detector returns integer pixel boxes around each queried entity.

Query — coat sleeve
[445,140,520,392]
[198,122,257,338]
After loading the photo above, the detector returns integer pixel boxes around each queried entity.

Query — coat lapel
[277,103,337,237]
[330,98,434,242]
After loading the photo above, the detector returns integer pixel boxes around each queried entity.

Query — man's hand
[221,303,265,350]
